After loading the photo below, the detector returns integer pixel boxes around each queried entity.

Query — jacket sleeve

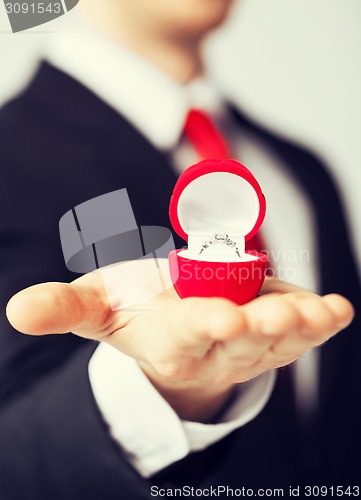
[0,96,154,500]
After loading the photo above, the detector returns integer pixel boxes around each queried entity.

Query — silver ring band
[198,233,241,258]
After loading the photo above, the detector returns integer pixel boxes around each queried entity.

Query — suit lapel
[28,62,183,248]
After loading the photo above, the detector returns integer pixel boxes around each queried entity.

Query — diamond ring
[198,233,241,258]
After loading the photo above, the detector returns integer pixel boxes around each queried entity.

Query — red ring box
[168,159,268,305]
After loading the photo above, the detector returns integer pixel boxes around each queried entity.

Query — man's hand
[6,259,354,422]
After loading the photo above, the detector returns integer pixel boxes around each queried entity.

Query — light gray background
[0,0,360,264]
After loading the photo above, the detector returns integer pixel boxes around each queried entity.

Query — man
[0,1,359,498]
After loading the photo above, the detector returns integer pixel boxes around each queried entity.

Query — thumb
[6,280,110,337]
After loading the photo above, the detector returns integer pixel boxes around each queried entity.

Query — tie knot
[183,108,230,160]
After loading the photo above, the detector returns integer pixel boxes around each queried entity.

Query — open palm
[7,258,353,388]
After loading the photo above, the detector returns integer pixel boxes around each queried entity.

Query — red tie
[183,108,266,254]
[183,109,230,159]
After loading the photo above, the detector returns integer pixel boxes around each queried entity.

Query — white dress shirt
[44,16,319,478]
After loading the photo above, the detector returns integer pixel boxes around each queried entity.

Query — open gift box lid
[169,159,266,260]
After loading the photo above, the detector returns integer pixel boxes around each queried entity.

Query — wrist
[139,361,235,423]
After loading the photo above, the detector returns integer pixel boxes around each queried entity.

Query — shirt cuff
[88,343,276,478]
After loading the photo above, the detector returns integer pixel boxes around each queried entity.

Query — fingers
[242,294,301,335]
[282,292,354,337]
[181,297,247,343]
[215,295,299,368]
[116,296,247,356]
[260,279,354,334]
[322,293,355,328]
[102,296,249,380]
[216,289,355,372]
[259,292,354,366]
[6,277,111,337]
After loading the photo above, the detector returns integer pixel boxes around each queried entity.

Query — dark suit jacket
[0,63,360,500]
